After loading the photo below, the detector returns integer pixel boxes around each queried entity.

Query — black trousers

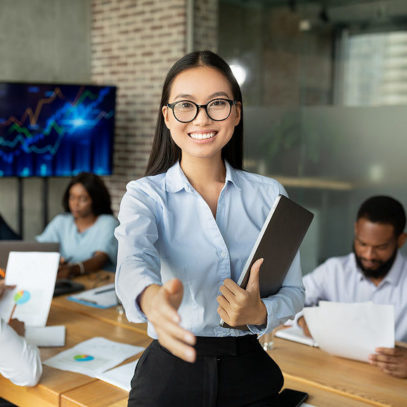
[128,335,284,407]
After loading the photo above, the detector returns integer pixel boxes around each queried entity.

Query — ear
[162,105,170,129]
[233,101,242,127]
[397,232,407,248]
[354,221,358,236]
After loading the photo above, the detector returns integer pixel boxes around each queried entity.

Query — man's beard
[353,245,398,280]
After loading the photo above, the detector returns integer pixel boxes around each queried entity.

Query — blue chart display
[0,83,116,177]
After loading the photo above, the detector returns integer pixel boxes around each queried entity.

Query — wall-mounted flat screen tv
[0,82,116,177]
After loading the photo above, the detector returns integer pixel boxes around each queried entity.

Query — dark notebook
[53,279,85,297]
[220,194,314,328]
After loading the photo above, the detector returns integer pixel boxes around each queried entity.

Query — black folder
[220,194,314,329]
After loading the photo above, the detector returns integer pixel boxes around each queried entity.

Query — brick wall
[91,0,187,212]
[193,0,218,52]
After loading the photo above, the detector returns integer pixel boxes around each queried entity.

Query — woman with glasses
[115,50,304,406]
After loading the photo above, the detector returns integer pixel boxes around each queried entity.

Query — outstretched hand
[140,279,196,363]
[217,258,267,327]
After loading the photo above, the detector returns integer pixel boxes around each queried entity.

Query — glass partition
[219,0,407,273]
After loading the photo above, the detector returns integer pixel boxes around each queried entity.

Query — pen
[8,303,17,323]
[94,287,115,295]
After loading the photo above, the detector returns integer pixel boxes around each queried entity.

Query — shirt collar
[353,251,405,286]
[165,160,242,193]
[165,161,192,193]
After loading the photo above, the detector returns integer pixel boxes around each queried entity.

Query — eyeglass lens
[173,99,232,122]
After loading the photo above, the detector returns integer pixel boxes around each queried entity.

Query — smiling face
[162,66,241,163]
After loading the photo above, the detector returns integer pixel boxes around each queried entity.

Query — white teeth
[189,132,216,140]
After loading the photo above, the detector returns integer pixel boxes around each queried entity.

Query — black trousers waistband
[193,335,259,357]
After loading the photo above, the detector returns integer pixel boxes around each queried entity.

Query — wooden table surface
[271,337,407,407]
[52,271,147,335]
[1,271,406,407]
[0,304,150,407]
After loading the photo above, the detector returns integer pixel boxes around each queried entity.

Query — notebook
[220,194,314,328]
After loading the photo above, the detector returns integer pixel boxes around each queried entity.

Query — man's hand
[140,279,196,363]
[297,316,312,338]
[368,345,407,378]
[9,318,25,336]
[217,258,267,327]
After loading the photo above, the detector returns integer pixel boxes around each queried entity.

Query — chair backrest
[0,215,21,241]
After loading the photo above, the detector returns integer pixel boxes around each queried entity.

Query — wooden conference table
[0,271,406,407]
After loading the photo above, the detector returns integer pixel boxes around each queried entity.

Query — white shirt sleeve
[0,319,42,386]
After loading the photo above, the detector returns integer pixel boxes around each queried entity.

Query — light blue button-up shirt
[115,161,304,338]
[36,213,119,272]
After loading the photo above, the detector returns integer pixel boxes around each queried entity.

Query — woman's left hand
[217,258,267,327]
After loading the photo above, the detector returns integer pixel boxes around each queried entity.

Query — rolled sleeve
[114,183,163,323]
[248,252,305,336]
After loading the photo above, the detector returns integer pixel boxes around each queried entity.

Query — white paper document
[304,301,395,362]
[0,251,59,326]
[275,326,318,347]
[97,359,139,392]
[25,326,66,347]
[43,337,145,377]
[67,283,118,308]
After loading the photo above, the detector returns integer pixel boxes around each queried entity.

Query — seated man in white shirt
[0,280,42,393]
[298,196,407,378]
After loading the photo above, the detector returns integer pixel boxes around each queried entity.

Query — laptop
[0,241,60,270]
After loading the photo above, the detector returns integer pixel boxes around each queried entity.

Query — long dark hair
[62,172,113,216]
[145,50,244,176]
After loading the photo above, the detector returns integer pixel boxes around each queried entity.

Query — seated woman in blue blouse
[36,172,118,279]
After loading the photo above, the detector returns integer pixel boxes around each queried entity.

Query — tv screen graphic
[0,83,116,177]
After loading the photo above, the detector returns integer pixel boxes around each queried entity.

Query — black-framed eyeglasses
[167,98,237,123]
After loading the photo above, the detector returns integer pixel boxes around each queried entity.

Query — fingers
[219,284,235,303]
[375,347,398,356]
[145,280,196,363]
[157,327,196,363]
[163,279,184,311]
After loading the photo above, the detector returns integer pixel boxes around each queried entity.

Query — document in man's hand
[220,195,313,329]
[304,301,395,362]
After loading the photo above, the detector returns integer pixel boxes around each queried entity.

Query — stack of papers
[304,301,395,362]
[275,326,318,347]
[68,283,119,309]
[25,326,66,347]
[44,337,145,377]
[97,360,139,391]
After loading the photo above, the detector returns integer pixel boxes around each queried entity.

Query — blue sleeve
[35,215,62,243]
[115,182,162,323]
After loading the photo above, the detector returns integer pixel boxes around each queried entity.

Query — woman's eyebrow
[172,91,231,100]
